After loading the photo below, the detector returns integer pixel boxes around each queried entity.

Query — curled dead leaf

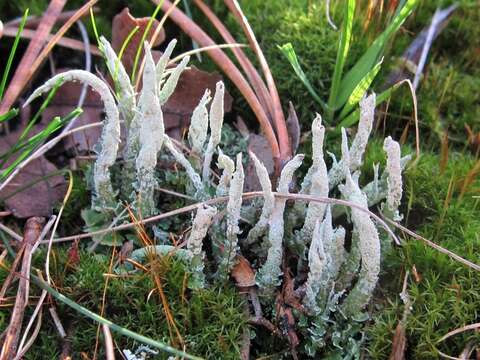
[231,255,256,288]
[112,7,165,74]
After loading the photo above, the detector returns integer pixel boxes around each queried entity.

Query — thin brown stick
[2,27,101,55]
[102,324,116,360]
[155,0,280,164]
[192,0,273,120]
[0,217,45,359]
[49,192,398,244]
[224,0,291,163]
[0,0,67,115]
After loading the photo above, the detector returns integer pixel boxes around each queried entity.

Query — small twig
[0,217,45,359]
[49,306,67,338]
[102,324,116,360]
[0,222,22,241]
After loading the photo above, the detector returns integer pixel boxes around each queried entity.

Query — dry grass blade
[224,0,291,162]
[1,27,101,55]
[0,217,45,359]
[0,0,67,115]
[30,0,99,83]
[192,0,274,120]
[154,0,280,165]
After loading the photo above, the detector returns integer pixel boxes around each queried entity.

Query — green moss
[367,152,480,358]
[41,249,245,359]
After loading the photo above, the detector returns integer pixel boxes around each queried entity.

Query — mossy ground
[367,151,480,358]
[0,247,247,359]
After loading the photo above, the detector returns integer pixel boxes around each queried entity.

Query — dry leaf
[111,7,165,74]
[231,255,255,288]
[244,134,274,192]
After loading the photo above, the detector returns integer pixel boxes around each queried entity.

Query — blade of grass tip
[335,0,417,109]
[0,108,19,123]
[338,57,383,120]
[337,79,404,129]
[0,9,29,102]
[327,0,355,119]
[30,275,203,360]
[279,43,326,112]
[1,109,82,181]
[89,7,100,46]
[0,118,63,181]
[131,0,165,83]
[134,0,180,90]
[0,78,63,169]
[113,26,139,83]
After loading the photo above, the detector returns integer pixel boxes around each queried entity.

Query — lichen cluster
[29,37,411,357]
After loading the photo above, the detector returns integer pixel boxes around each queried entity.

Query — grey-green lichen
[135,43,165,217]
[25,69,121,209]
[245,151,274,245]
[187,204,218,288]
[256,154,304,290]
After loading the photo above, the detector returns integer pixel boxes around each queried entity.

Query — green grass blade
[327,0,355,119]
[338,58,383,120]
[0,108,19,123]
[279,43,327,112]
[31,275,204,360]
[131,0,165,82]
[89,8,100,46]
[335,0,417,109]
[0,9,29,101]
[0,109,82,180]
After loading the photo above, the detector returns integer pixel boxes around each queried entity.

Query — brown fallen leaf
[111,7,165,75]
[244,134,274,192]
[231,255,256,288]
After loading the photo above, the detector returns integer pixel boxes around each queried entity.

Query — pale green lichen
[135,43,165,217]
[245,151,274,245]
[188,89,211,155]
[256,154,304,290]
[216,149,235,197]
[25,69,121,209]
[187,204,218,288]
[158,56,190,105]
[338,129,381,317]
[202,82,225,181]
[100,36,135,126]
[218,154,244,275]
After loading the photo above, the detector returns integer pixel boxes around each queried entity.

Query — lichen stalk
[256,154,304,290]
